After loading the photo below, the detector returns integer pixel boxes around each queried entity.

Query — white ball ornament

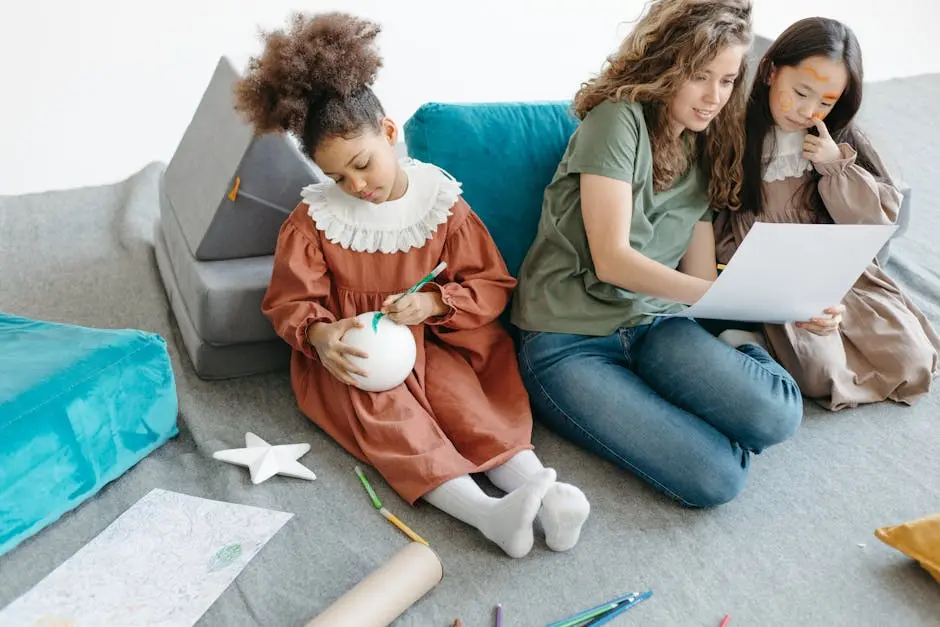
[341,311,417,392]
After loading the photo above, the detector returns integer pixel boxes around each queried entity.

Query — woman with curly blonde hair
[512,0,804,507]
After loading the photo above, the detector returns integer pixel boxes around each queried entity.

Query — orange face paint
[812,112,824,119]
[822,92,841,100]
[802,66,830,81]
[776,90,793,113]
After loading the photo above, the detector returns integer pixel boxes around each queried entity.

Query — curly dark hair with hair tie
[234,12,386,156]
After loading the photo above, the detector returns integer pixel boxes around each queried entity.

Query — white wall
[1,0,936,195]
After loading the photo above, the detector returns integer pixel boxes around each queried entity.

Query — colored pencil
[583,590,652,626]
[495,603,503,627]
[719,616,731,627]
[372,261,447,330]
[354,465,383,509]
[379,507,428,545]
[546,593,641,627]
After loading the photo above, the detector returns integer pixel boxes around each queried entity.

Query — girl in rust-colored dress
[715,18,939,411]
[233,11,589,558]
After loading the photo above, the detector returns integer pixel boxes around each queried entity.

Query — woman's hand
[380,291,448,325]
[306,317,369,385]
[803,117,842,164]
[795,304,845,335]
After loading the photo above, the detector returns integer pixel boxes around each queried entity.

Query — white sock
[718,329,767,350]
[423,470,555,558]
[486,450,591,552]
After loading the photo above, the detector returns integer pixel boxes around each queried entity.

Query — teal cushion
[404,101,579,277]
[0,313,179,556]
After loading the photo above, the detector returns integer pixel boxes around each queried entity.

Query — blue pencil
[583,590,653,626]
[545,592,644,627]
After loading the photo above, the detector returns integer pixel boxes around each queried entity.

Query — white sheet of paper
[667,222,896,323]
[0,489,293,627]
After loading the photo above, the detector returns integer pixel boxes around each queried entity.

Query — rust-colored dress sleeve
[816,143,901,225]
[261,216,336,359]
[421,199,517,330]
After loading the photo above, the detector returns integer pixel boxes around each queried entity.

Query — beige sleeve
[815,143,901,225]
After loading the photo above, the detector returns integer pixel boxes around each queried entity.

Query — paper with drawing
[668,223,896,323]
[0,489,292,627]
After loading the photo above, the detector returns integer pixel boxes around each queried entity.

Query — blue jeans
[518,317,803,507]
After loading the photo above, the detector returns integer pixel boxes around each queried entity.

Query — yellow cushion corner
[875,512,940,583]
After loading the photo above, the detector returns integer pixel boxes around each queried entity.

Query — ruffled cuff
[296,312,336,360]
[421,282,457,326]
[813,143,857,176]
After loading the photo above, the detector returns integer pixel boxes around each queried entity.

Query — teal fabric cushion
[0,313,179,556]
[404,101,579,276]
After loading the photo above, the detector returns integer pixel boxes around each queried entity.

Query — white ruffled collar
[300,158,461,253]
[763,127,813,182]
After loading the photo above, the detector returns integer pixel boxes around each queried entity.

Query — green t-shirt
[510,99,712,336]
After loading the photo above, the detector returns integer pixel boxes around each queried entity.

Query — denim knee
[752,403,803,451]
[679,454,749,508]
[743,381,804,452]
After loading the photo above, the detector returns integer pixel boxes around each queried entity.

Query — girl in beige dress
[715,17,940,410]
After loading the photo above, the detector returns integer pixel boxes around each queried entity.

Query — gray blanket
[1,73,939,626]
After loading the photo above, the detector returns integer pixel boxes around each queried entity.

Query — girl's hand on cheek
[802,117,842,163]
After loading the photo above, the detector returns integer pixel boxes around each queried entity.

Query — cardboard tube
[306,542,444,627]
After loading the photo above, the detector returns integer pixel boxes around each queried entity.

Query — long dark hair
[740,17,890,216]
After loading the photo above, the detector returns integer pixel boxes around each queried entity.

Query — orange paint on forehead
[802,66,830,81]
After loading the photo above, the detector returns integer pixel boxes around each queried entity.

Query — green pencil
[354,465,383,509]
[552,603,618,627]
[372,261,448,331]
